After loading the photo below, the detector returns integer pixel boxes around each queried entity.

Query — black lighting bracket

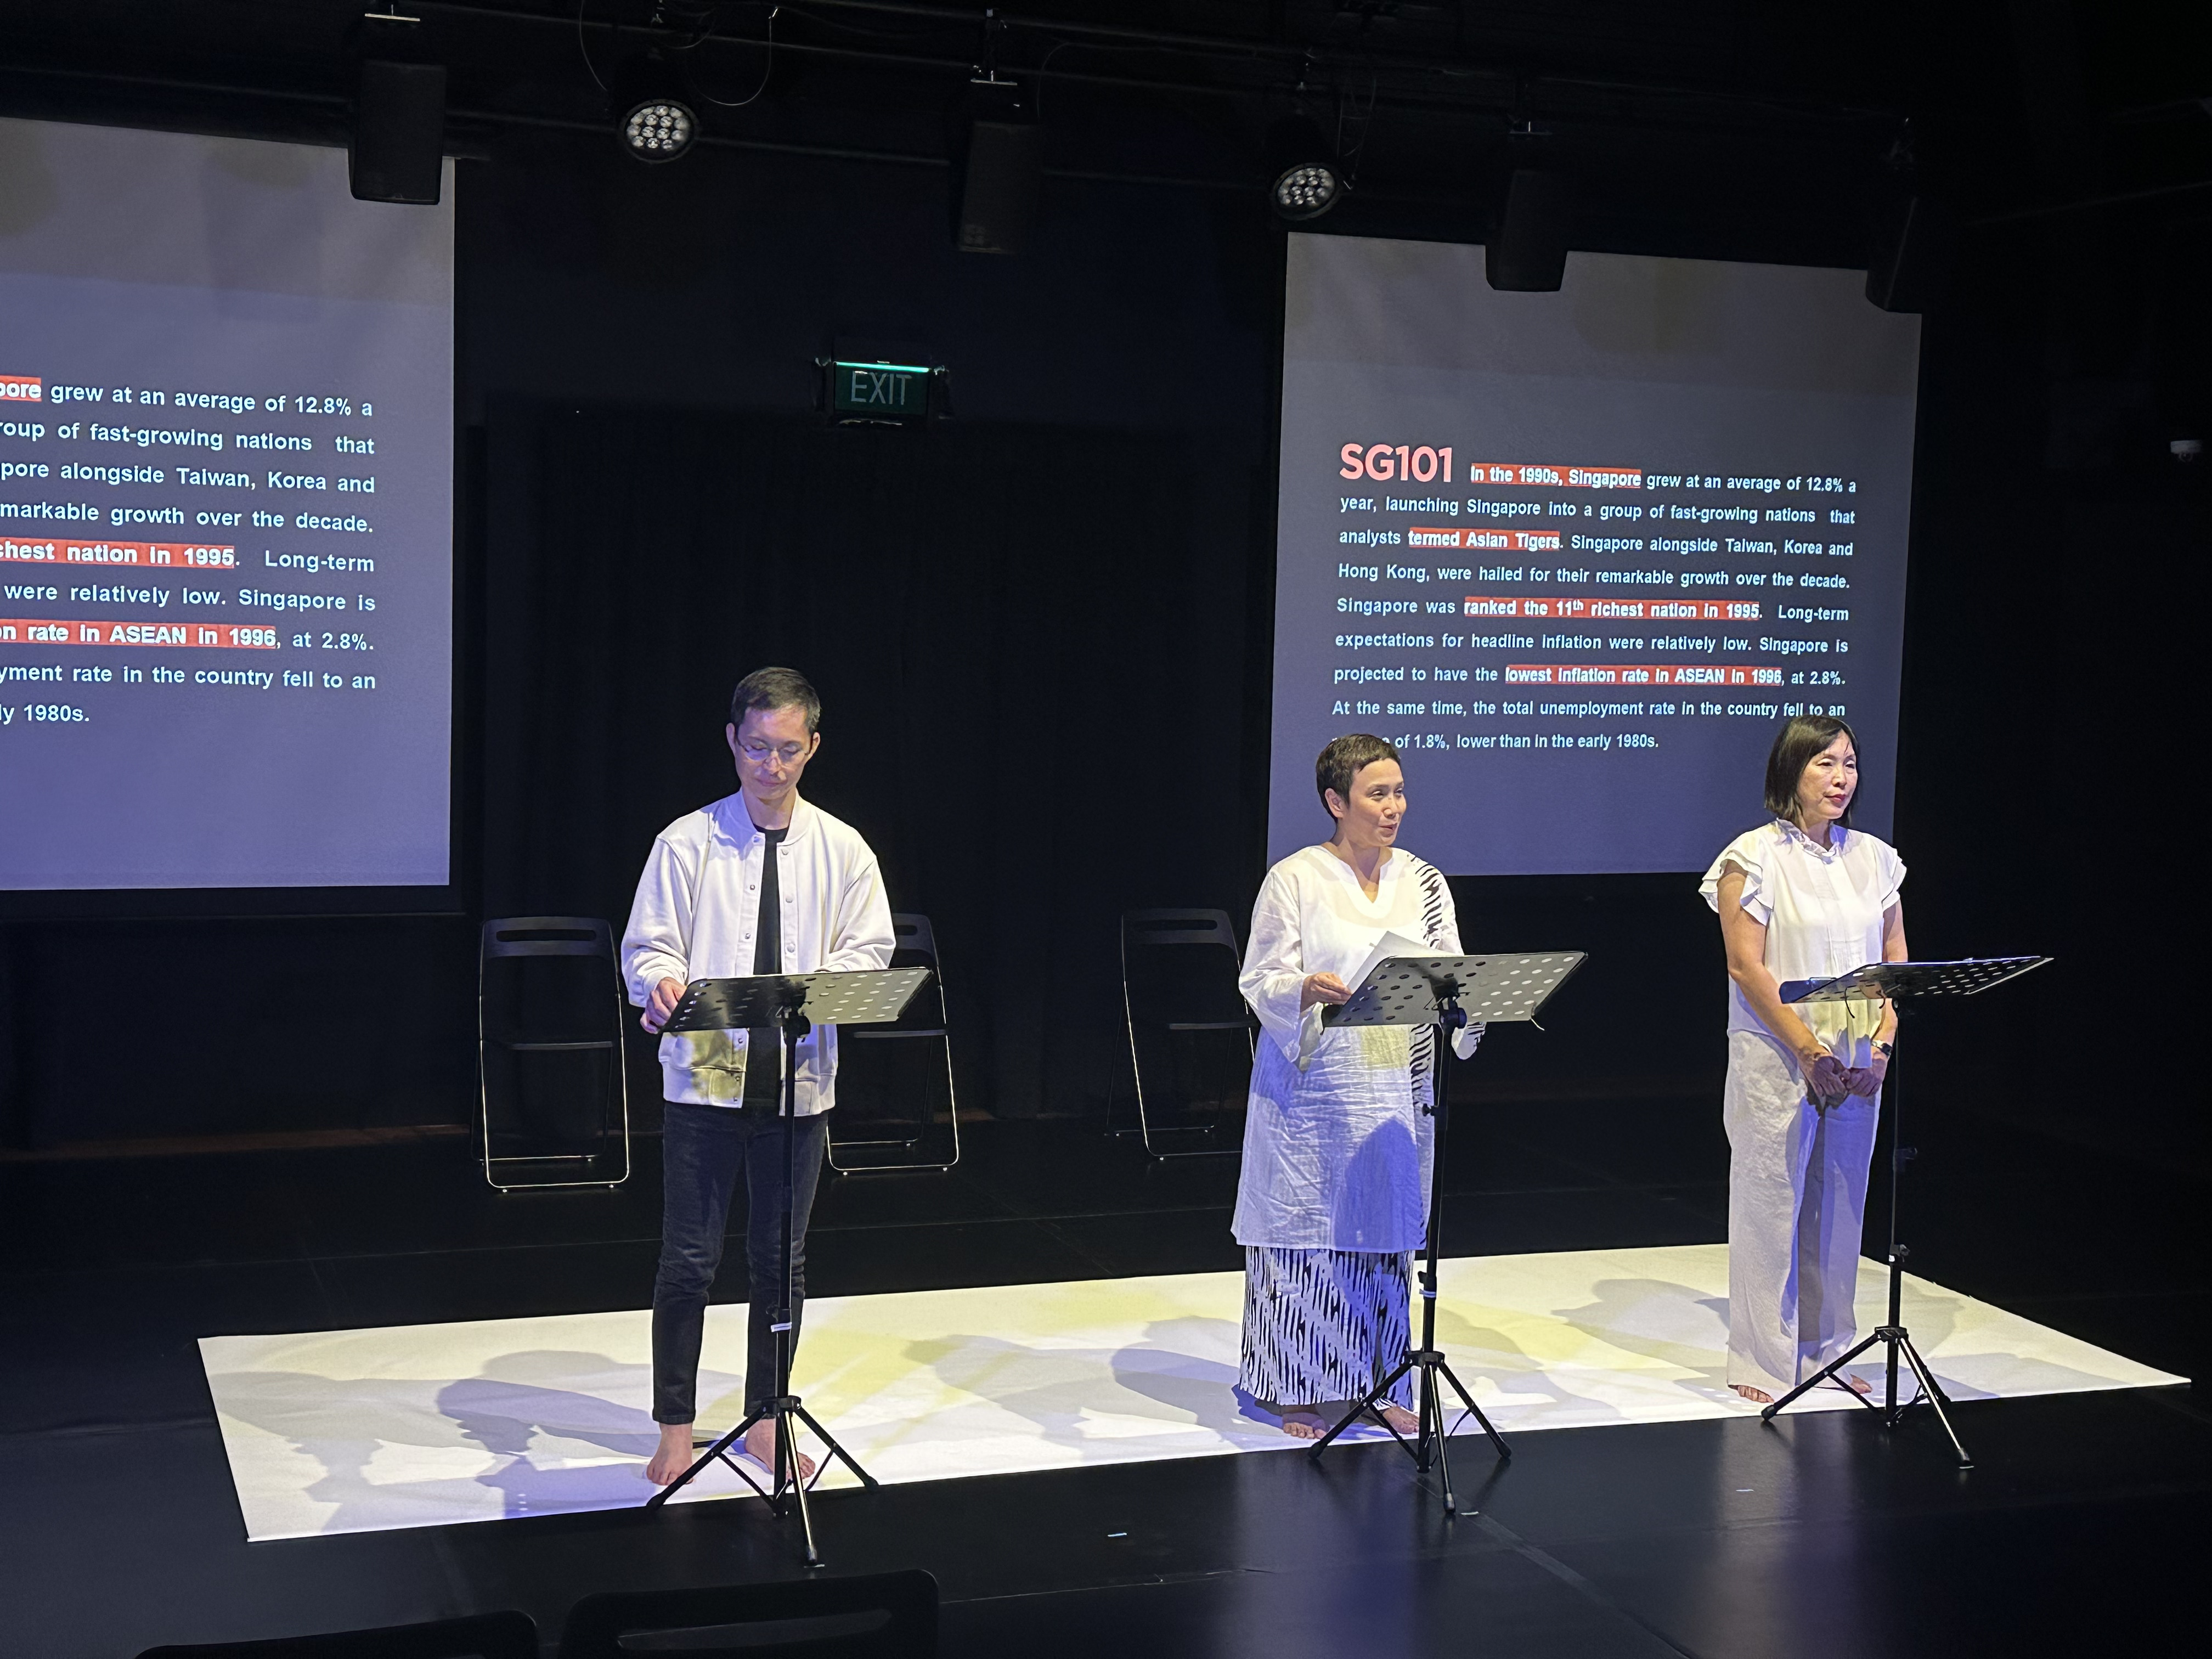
[349,9,432,61]
[965,8,1028,126]
[973,7,1009,86]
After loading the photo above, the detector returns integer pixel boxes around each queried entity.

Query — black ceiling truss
[0,1,2200,229]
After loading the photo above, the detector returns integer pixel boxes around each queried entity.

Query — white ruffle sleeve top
[1699,819,1905,1040]
[1231,844,1481,1253]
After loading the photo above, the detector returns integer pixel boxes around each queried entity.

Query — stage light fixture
[1274,162,1341,219]
[620,98,696,163]
[1267,117,1344,222]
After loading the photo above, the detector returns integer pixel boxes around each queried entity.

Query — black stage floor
[2,1096,2204,1657]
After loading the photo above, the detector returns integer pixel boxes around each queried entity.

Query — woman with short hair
[1702,715,1907,1404]
[1232,733,1482,1438]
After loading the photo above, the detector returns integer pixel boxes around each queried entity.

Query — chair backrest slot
[135,1608,539,1659]
[615,1609,891,1650]
[558,1570,937,1659]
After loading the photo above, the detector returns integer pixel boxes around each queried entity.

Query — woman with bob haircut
[1231,732,1483,1438]
[1702,714,1907,1403]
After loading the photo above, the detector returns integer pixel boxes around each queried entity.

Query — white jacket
[622,793,895,1112]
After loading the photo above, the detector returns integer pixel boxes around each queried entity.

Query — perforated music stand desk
[1766,955,2050,1468]
[1309,950,1585,1517]
[644,965,930,1566]
[665,967,930,1037]
[1326,952,1584,1034]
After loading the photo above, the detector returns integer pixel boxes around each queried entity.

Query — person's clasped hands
[1803,1049,1852,1109]
[1803,1046,1887,1109]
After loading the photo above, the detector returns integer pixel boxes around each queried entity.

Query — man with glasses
[623,666,895,1485]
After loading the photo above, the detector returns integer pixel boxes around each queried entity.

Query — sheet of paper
[1348,929,1433,994]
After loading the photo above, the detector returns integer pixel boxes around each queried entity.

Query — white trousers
[1723,1029,1880,1396]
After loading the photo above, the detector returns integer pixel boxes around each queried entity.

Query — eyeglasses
[738,739,809,765]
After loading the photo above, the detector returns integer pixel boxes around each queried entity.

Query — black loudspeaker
[1486,170,1572,292]
[350,60,447,205]
[1865,194,1958,313]
[954,120,1041,254]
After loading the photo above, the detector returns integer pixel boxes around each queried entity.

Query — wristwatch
[1874,1040,1894,1058]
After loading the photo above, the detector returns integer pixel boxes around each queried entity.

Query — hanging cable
[685,3,781,107]
[575,0,607,92]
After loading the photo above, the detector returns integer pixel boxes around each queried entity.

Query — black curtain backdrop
[1887,217,2207,1174]
[480,404,1737,1124]
[0,127,2198,1170]
[481,406,1266,1121]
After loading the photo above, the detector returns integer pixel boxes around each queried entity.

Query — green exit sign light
[832,360,933,421]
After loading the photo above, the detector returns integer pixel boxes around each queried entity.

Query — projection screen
[0,117,454,892]
[1268,233,1922,875]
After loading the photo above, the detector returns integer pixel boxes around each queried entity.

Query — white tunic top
[1699,820,1905,1038]
[1231,844,1480,1252]
[622,794,895,1113]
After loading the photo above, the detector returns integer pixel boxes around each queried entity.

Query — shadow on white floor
[199,1243,2185,1542]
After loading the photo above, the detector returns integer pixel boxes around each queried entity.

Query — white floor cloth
[199,1243,2185,1542]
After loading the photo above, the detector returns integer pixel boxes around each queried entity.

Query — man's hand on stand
[641,976,686,1034]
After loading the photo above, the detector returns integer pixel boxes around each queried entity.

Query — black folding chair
[478,916,632,1191]
[1119,908,1254,1158]
[138,1611,538,1659]
[827,913,960,1173]
[558,1570,936,1658]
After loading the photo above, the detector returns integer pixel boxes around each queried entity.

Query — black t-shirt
[743,825,790,1102]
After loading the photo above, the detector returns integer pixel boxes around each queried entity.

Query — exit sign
[831,359,934,422]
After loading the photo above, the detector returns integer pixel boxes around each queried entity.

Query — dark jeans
[652,1100,830,1425]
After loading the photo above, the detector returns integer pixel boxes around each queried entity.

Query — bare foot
[645,1421,698,1486]
[744,1419,818,1482]
[1730,1383,1774,1404]
[1842,1373,1873,1396]
[1374,1403,1420,1438]
[1278,1406,1329,1440]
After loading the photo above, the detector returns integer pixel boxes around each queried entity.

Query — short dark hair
[729,666,821,733]
[1764,714,1859,823]
[1316,732,1400,818]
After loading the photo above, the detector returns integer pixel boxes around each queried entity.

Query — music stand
[1308,950,1585,1517]
[643,965,929,1566]
[1761,956,2050,1469]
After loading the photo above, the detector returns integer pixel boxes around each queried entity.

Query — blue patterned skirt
[1239,1245,1414,1409]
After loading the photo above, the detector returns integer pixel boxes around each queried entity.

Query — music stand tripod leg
[1894,1336,1973,1469]
[791,1400,882,1490]
[1311,1355,1415,1457]
[1435,1355,1510,1459]
[779,1411,820,1564]
[1421,1362,1458,1514]
[1759,1330,1886,1420]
